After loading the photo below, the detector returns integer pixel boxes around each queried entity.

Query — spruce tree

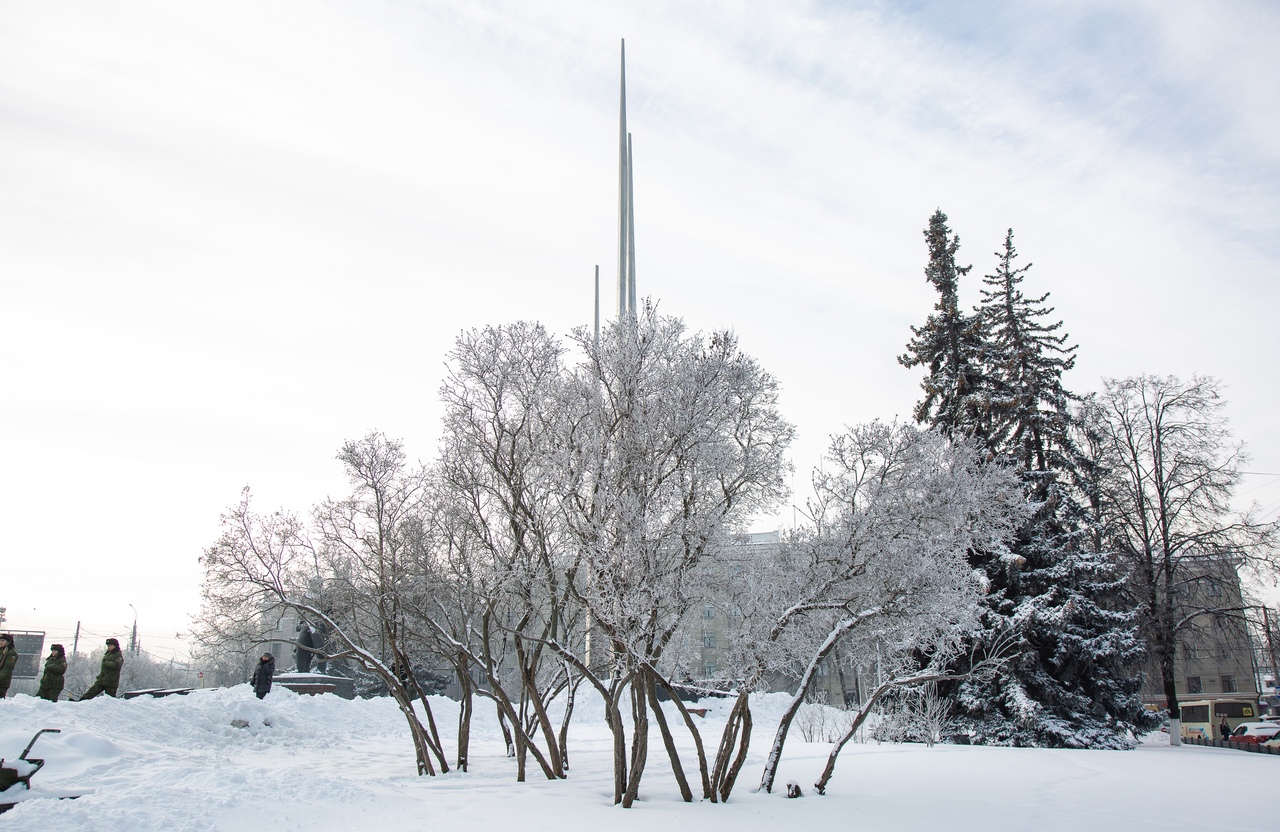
[976,229,1076,479]
[945,229,1150,747]
[898,210,989,441]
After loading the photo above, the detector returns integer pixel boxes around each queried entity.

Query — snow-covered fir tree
[961,229,1150,747]
[904,222,1151,747]
[898,209,990,440]
[976,229,1075,469]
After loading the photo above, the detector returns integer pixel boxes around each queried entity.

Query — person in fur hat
[80,637,124,700]
[251,652,276,699]
[38,643,67,702]
[0,634,18,698]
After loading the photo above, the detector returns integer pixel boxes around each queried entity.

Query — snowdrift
[0,686,1272,832]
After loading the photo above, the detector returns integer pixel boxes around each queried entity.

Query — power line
[1233,473,1274,491]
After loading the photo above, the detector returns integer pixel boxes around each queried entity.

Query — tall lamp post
[128,604,138,654]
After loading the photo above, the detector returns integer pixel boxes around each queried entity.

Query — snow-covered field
[1,687,1272,832]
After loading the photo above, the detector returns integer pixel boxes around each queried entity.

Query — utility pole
[1265,607,1280,700]
[129,604,138,654]
[72,621,81,656]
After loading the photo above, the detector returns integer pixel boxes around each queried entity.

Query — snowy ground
[1,687,1273,832]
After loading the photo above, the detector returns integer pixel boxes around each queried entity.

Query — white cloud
[2,0,1277,644]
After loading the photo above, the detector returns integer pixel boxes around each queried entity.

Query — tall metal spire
[617,39,637,320]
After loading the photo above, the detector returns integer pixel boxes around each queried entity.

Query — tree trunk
[606,693,628,804]
[559,673,581,771]
[760,621,855,793]
[814,700,875,794]
[812,669,960,794]
[622,678,649,808]
[709,696,741,801]
[711,692,753,801]
[534,629,624,792]
[519,657,566,777]
[392,639,450,774]
[457,665,473,772]
[497,704,516,757]
[652,674,712,800]
[414,686,450,774]
[515,728,528,781]
[760,687,807,793]
[490,686,559,780]
[1160,639,1181,746]
[645,669,693,802]
[719,695,751,802]
[390,687,438,776]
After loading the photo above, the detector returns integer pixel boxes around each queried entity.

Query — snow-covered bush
[795,701,853,743]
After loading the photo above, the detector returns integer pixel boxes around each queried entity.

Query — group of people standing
[2,633,277,701]
[0,634,124,702]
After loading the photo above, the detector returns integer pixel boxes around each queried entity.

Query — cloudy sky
[3,0,1278,660]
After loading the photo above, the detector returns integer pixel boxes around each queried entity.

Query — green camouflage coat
[97,647,123,688]
[0,646,17,694]
[38,653,67,701]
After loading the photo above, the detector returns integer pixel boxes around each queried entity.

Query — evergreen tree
[946,229,1150,747]
[976,229,1076,479]
[898,210,989,441]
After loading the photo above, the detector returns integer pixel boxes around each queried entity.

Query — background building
[1140,556,1259,708]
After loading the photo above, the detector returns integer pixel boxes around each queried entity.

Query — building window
[1221,675,1237,693]
[1186,676,1203,694]
[703,606,715,619]
[704,662,717,676]
[1183,644,1200,661]
[702,633,717,649]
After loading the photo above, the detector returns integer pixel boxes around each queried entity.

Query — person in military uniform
[0,634,18,698]
[38,643,67,702]
[79,637,124,700]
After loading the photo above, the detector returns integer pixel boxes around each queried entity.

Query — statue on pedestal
[295,623,318,674]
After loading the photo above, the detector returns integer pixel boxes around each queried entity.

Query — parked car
[1227,722,1280,745]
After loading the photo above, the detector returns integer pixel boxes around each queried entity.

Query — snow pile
[1,686,1275,832]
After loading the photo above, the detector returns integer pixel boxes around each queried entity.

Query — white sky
[2,0,1278,658]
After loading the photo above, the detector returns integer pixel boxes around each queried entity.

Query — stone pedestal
[274,672,354,700]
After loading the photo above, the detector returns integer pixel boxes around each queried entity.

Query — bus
[1179,699,1258,740]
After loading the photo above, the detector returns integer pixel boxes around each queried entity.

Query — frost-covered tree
[311,433,451,771]
[196,310,794,798]
[557,306,794,807]
[430,322,581,782]
[949,230,1151,748]
[715,423,1026,794]
[899,209,989,440]
[197,437,452,777]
